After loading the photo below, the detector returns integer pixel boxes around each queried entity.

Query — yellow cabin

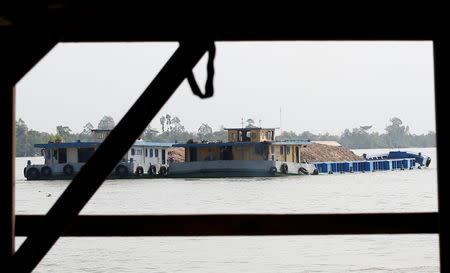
[175,127,310,164]
[226,128,275,143]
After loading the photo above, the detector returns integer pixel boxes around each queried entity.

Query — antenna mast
[279,107,282,133]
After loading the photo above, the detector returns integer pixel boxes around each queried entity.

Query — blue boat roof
[173,140,310,147]
[272,140,311,145]
[35,141,174,148]
[173,142,263,147]
[132,142,174,147]
[35,142,101,148]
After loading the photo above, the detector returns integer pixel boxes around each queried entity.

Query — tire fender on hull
[115,164,129,177]
[63,164,74,176]
[298,167,309,175]
[148,165,157,176]
[26,167,40,180]
[159,166,168,177]
[268,166,277,175]
[41,166,52,177]
[135,166,144,176]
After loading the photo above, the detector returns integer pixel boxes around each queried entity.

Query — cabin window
[155,149,159,157]
[145,149,148,157]
[232,133,236,140]
[189,147,197,161]
[280,146,283,154]
[220,146,233,160]
[53,149,58,160]
[252,132,257,139]
[78,147,95,163]
[135,149,142,155]
[271,146,274,154]
[131,148,135,156]
[58,148,67,163]
[149,149,153,157]
[241,131,251,142]
[286,146,290,154]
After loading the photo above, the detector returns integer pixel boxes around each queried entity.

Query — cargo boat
[168,127,318,178]
[24,129,172,180]
[168,127,431,178]
[24,128,432,180]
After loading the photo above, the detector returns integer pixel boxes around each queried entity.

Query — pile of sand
[168,147,185,163]
[302,142,363,162]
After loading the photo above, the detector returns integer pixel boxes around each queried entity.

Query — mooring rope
[187,41,215,98]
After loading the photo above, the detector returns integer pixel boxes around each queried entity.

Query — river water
[15,147,439,272]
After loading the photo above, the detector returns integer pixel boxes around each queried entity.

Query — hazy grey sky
[16,41,435,136]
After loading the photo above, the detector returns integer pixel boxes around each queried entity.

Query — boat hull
[22,172,165,181]
[168,160,317,178]
[23,162,169,181]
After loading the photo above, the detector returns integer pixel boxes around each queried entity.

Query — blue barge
[313,151,431,174]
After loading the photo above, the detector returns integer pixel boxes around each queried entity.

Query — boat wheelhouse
[168,127,318,177]
[24,129,172,180]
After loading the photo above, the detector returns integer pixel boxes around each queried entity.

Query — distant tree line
[15,115,435,157]
[277,117,436,149]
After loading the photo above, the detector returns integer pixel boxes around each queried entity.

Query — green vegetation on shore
[15,115,435,157]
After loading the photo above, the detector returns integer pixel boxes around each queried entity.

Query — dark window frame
[77,147,95,163]
[58,148,67,164]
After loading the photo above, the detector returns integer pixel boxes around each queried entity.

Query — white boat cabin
[25,129,172,179]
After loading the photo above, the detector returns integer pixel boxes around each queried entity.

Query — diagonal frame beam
[13,40,211,272]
